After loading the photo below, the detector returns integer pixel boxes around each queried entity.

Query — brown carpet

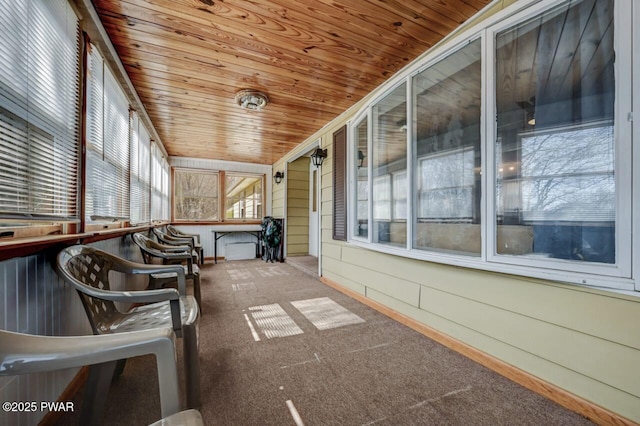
[58,259,593,425]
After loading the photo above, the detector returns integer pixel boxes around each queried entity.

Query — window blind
[130,111,150,224]
[0,0,80,220]
[150,142,170,221]
[85,42,130,221]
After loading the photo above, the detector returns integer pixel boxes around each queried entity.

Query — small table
[212,225,262,264]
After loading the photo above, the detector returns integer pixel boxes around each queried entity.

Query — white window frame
[350,112,371,243]
[346,0,636,293]
[485,0,632,285]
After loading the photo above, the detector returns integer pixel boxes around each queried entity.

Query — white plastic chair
[56,245,201,409]
[0,327,203,425]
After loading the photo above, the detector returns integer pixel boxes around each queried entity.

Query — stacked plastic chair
[154,227,203,266]
[133,232,202,312]
[166,225,204,265]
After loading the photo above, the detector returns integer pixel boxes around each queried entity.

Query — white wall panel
[0,237,146,425]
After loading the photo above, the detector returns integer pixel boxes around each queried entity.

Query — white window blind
[161,156,170,220]
[150,141,170,221]
[85,43,130,221]
[130,111,150,224]
[0,0,80,220]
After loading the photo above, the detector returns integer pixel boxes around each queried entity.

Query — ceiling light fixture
[235,89,269,111]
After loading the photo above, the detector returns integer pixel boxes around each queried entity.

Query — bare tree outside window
[174,170,218,220]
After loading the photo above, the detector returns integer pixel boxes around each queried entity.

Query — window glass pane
[174,169,218,221]
[85,45,130,221]
[372,83,406,246]
[225,174,263,220]
[150,142,164,221]
[354,118,368,238]
[495,0,615,263]
[130,112,151,224]
[413,39,482,255]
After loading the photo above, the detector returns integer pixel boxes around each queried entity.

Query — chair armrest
[163,237,194,249]
[161,245,192,254]
[105,256,188,295]
[0,328,181,418]
[79,285,180,305]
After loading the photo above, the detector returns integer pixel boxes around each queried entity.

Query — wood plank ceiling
[91,0,491,165]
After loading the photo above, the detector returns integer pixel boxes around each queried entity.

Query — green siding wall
[286,157,310,256]
[271,0,640,421]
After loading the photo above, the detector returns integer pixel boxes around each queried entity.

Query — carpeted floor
[58,259,593,425]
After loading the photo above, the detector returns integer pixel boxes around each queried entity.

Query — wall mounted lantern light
[310,147,327,167]
[357,150,365,168]
[273,171,285,185]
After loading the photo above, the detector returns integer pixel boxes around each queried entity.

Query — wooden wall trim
[38,367,88,426]
[319,276,636,426]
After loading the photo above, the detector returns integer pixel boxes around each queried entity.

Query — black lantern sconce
[310,147,327,167]
[273,171,285,185]
[357,150,365,168]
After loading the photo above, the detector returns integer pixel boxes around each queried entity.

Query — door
[308,158,319,257]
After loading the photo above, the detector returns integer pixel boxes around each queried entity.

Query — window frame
[129,110,151,225]
[172,168,220,223]
[85,42,131,226]
[350,112,371,243]
[485,0,632,282]
[223,171,264,221]
[346,0,636,293]
[0,0,81,227]
[172,167,265,223]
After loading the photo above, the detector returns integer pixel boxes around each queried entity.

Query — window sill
[172,220,263,225]
[346,238,638,296]
[0,224,157,261]
[81,224,155,244]
[0,233,90,261]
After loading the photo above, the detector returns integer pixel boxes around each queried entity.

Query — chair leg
[81,360,118,426]
[112,358,127,380]
[183,323,201,409]
[193,274,202,314]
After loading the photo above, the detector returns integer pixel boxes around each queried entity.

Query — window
[151,142,170,221]
[130,111,151,224]
[348,0,633,290]
[0,0,80,222]
[354,117,369,239]
[85,43,130,222]
[372,83,406,246]
[493,0,617,265]
[173,169,265,222]
[225,173,263,220]
[413,39,481,255]
[174,169,219,221]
